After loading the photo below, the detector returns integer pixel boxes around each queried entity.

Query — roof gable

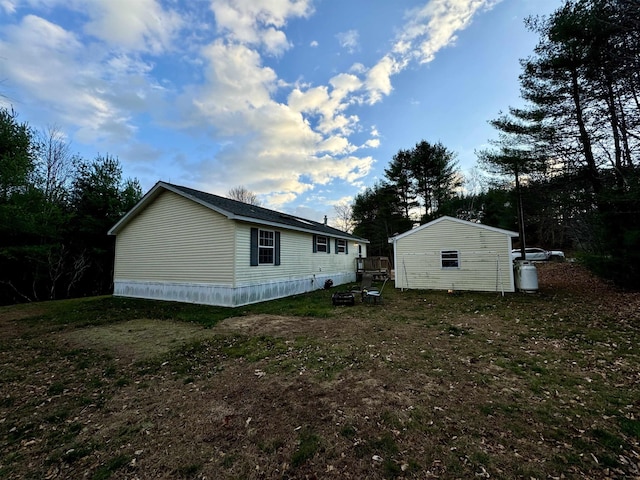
[389,215,518,242]
[109,181,368,242]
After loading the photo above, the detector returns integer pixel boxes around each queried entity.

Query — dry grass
[1,262,639,479]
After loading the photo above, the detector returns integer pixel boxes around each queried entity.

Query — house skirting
[113,272,356,307]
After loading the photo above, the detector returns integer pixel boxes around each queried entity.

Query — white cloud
[317,136,351,154]
[210,0,314,55]
[361,0,502,104]
[0,0,502,211]
[260,26,290,54]
[306,155,373,185]
[328,195,355,206]
[83,0,184,53]
[231,0,492,201]
[349,63,367,74]
[165,0,502,203]
[310,0,500,111]
[287,81,360,137]
[364,55,400,104]
[0,10,171,150]
[400,0,502,64]
[336,29,359,53]
[178,36,372,200]
[363,138,380,149]
[197,40,279,111]
[329,73,363,101]
[264,191,300,208]
[0,16,117,138]
[13,0,184,53]
[1,0,16,14]
[288,85,330,114]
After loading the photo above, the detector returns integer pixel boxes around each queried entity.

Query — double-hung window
[250,228,280,266]
[259,230,275,264]
[336,239,347,253]
[441,250,460,269]
[315,235,328,253]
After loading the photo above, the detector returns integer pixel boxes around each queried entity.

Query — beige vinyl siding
[234,223,361,285]
[113,190,235,284]
[395,219,513,292]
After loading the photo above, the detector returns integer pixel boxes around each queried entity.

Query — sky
[0,0,564,223]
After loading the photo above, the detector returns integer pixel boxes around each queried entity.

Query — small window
[315,235,328,252]
[337,239,347,253]
[441,250,460,269]
[259,230,274,264]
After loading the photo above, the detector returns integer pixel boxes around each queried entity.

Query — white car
[548,249,566,261]
[512,247,565,261]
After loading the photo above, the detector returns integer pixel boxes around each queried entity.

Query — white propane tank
[514,260,538,293]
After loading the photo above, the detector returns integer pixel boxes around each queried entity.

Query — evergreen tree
[409,140,461,222]
[384,149,417,220]
[482,0,640,287]
[352,182,413,258]
[0,108,35,200]
[69,155,142,296]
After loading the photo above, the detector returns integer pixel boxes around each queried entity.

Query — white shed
[389,216,518,293]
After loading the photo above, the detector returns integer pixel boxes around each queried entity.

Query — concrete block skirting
[113,272,356,307]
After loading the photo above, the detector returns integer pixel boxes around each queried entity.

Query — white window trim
[441,250,460,269]
[315,235,328,253]
[259,229,275,264]
[337,239,347,253]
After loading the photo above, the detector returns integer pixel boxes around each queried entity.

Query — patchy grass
[0,263,639,479]
[291,428,322,468]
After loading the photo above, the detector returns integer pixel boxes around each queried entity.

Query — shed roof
[108,181,368,242]
[389,215,518,243]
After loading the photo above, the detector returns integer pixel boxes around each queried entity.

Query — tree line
[0,108,142,305]
[351,0,639,289]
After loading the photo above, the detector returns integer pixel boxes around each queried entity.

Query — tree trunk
[569,66,601,195]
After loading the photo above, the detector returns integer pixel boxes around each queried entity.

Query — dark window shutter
[335,238,338,254]
[312,234,317,253]
[327,237,330,254]
[250,227,258,266]
[346,241,349,254]
[274,231,281,266]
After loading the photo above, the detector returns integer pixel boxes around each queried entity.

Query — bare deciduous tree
[66,250,90,298]
[227,185,262,206]
[36,125,78,205]
[332,201,354,233]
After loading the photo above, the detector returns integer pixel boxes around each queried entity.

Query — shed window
[441,250,460,269]
[336,239,347,254]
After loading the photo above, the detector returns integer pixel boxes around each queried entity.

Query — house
[389,216,518,293]
[108,182,368,307]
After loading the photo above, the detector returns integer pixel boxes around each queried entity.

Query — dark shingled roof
[109,181,366,242]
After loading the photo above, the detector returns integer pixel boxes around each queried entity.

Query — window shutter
[327,237,330,254]
[312,234,317,253]
[335,238,338,254]
[274,231,281,266]
[250,228,258,266]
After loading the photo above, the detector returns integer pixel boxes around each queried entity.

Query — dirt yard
[1,262,639,479]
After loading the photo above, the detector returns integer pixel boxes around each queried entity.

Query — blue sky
[0,0,563,223]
